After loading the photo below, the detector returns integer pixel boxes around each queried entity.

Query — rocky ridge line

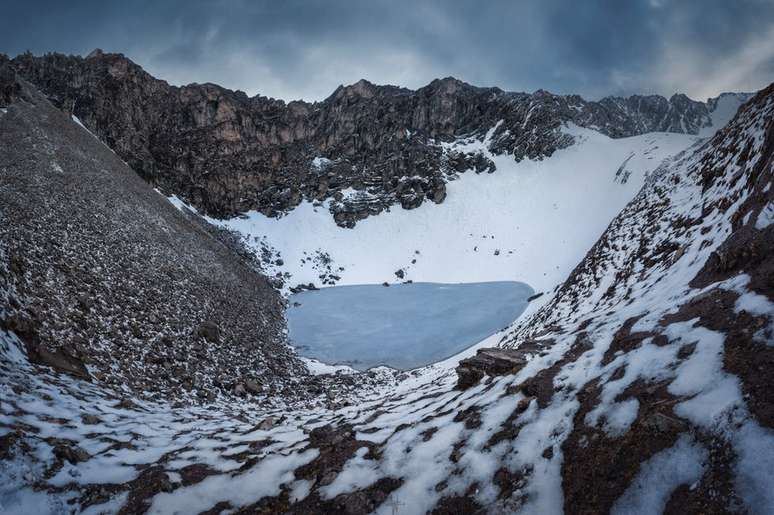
[4,50,748,227]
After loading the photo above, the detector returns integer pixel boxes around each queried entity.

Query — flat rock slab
[456,346,542,389]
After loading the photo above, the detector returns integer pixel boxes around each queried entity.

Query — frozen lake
[287,281,534,371]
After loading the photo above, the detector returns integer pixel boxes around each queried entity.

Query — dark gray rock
[243,378,262,395]
[196,321,220,342]
[456,348,534,389]
[7,51,730,228]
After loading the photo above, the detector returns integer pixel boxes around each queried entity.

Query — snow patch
[300,357,356,375]
[755,201,774,229]
[611,435,707,515]
[312,156,332,170]
[699,93,748,138]
[147,449,319,514]
[320,447,380,499]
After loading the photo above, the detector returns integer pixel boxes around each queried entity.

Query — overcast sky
[3,0,774,102]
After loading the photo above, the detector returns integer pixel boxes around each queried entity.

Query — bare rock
[8,51,723,228]
[456,348,531,389]
[25,342,90,380]
[53,442,91,464]
[196,321,220,342]
[243,378,262,395]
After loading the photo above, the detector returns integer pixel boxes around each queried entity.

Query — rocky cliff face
[4,50,742,227]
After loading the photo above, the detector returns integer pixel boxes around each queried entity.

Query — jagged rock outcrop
[3,50,743,227]
[456,345,545,389]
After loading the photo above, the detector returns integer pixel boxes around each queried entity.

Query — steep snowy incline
[489,81,774,513]
[206,126,702,295]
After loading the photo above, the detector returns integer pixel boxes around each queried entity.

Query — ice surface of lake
[287,281,534,370]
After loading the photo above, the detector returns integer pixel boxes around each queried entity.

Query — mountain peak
[86,48,104,59]
[332,78,378,99]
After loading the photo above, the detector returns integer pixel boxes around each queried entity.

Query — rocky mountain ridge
[3,50,749,226]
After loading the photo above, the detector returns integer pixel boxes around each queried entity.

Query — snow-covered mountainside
[1,53,772,514]
[205,125,703,294]
[493,82,774,514]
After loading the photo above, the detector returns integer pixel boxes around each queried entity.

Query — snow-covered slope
[208,93,748,296]
[206,126,702,296]
[489,83,774,514]
[700,92,754,137]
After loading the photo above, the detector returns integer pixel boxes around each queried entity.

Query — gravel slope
[0,76,307,402]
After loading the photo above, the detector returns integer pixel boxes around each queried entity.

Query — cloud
[1,0,772,101]
[607,2,774,99]
[653,24,774,99]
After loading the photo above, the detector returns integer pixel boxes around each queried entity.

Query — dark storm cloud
[2,0,774,101]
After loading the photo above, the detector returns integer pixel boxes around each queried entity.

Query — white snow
[166,193,198,214]
[71,115,95,137]
[699,93,749,138]
[312,156,332,170]
[148,449,319,514]
[0,437,76,514]
[611,435,707,515]
[755,201,774,229]
[733,422,774,514]
[320,447,381,499]
[289,479,312,502]
[735,289,774,317]
[300,357,356,375]
[212,126,701,295]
